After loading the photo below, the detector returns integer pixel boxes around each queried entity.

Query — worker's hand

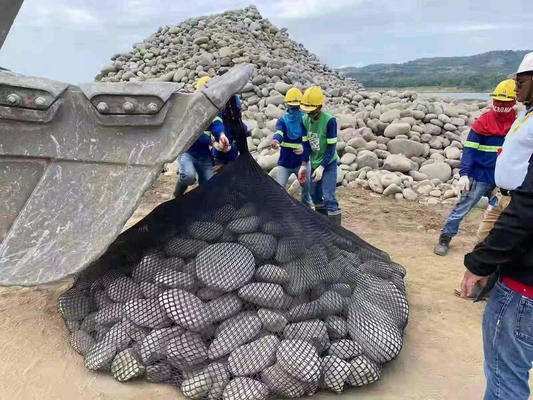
[219,134,230,147]
[460,270,489,298]
[212,141,223,151]
[298,166,308,183]
[271,139,280,149]
[220,144,232,153]
[293,145,303,155]
[458,176,470,194]
[312,166,325,183]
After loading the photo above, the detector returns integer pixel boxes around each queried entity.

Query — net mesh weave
[59,150,409,399]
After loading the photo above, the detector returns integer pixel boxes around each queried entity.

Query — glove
[293,145,303,155]
[219,134,230,147]
[458,176,470,193]
[220,144,232,153]
[298,166,308,183]
[312,165,325,183]
[271,139,280,149]
[212,141,224,152]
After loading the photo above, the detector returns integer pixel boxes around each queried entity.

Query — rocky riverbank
[99,5,523,206]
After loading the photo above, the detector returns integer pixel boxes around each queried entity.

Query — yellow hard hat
[195,76,212,90]
[491,79,517,102]
[301,86,325,112]
[285,87,303,106]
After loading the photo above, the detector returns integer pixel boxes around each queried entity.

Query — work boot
[173,184,188,198]
[328,213,342,226]
[315,207,328,217]
[434,234,452,256]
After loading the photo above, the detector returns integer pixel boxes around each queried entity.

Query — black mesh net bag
[58,99,409,399]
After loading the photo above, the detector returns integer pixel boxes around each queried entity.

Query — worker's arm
[459,128,482,177]
[301,123,310,162]
[321,118,338,168]
[210,115,224,142]
[464,158,533,276]
[273,118,286,145]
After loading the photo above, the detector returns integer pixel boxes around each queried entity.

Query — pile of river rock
[98,5,515,205]
[59,194,409,399]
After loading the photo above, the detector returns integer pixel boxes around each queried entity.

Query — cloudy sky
[0,0,530,83]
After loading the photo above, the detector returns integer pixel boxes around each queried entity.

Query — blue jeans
[178,152,214,186]
[275,165,311,206]
[311,161,340,215]
[442,179,495,237]
[483,281,533,400]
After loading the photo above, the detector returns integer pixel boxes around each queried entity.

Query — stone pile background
[98,5,522,206]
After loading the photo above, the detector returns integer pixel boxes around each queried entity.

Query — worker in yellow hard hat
[174,77,229,197]
[271,87,311,206]
[434,78,517,257]
[298,86,342,225]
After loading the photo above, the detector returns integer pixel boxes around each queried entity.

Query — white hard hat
[509,52,533,79]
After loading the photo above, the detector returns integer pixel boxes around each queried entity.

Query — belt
[502,276,533,299]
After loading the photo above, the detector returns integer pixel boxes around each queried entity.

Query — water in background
[419,92,491,101]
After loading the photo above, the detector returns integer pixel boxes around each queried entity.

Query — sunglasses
[516,77,533,89]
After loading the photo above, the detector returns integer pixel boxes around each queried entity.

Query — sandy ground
[1,174,531,400]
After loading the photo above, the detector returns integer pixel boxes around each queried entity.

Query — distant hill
[339,50,531,91]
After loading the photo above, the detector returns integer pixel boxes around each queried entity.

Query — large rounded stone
[94,303,123,326]
[227,216,261,234]
[140,326,184,365]
[228,335,280,376]
[325,316,348,340]
[107,277,143,303]
[84,339,116,370]
[340,153,357,165]
[384,123,410,138]
[379,109,401,123]
[322,355,351,394]
[187,221,224,242]
[196,243,255,292]
[223,377,269,400]
[209,314,262,360]
[58,288,92,321]
[111,348,145,382]
[165,237,208,258]
[167,331,208,368]
[140,282,166,299]
[419,162,452,182]
[328,339,363,360]
[284,320,330,353]
[346,355,381,387]
[261,363,307,398]
[238,233,277,260]
[70,330,96,356]
[239,283,293,309]
[205,362,231,400]
[355,150,378,169]
[159,289,210,332]
[206,293,243,323]
[258,309,288,333]
[383,154,412,173]
[276,339,321,383]
[154,269,195,291]
[124,298,172,329]
[181,371,213,399]
[255,264,289,284]
[387,138,425,158]
[146,362,173,383]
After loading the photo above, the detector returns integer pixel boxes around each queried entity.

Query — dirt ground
[1,174,531,400]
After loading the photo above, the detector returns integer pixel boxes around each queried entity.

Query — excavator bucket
[0,64,254,286]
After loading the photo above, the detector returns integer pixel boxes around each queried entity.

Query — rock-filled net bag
[58,103,409,399]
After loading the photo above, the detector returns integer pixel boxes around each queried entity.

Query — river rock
[167,330,208,368]
[356,150,379,169]
[196,243,255,292]
[322,356,352,394]
[209,313,262,360]
[276,340,321,383]
[111,348,145,382]
[384,123,410,138]
[387,138,424,158]
[383,154,412,173]
[419,162,452,183]
[223,377,269,400]
[159,289,210,332]
[228,335,280,376]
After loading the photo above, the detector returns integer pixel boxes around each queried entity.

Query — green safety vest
[303,111,338,169]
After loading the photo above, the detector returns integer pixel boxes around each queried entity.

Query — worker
[461,51,533,400]
[298,86,341,225]
[211,69,248,170]
[271,87,312,206]
[434,79,517,256]
[174,76,229,197]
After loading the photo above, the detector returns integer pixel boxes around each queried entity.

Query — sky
[0,0,530,83]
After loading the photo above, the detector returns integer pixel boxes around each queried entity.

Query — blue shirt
[186,115,223,159]
[273,116,310,169]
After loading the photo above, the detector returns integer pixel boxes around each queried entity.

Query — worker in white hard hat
[461,51,533,400]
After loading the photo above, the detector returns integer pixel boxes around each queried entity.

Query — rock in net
[59,152,409,399]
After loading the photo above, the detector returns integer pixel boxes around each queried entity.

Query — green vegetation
[339,50,531,91]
